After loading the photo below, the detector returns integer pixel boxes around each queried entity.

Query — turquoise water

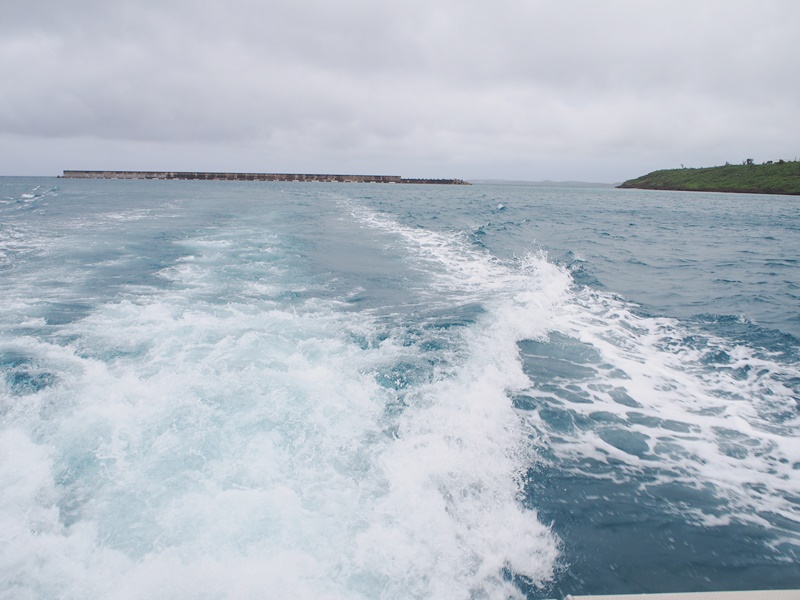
[1,178,798,598]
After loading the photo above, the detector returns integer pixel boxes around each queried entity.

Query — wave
[0,203,562,599]
[2,188,798,599]
[345,198,800,547]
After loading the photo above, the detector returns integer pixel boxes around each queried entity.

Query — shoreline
[617,161,800,196]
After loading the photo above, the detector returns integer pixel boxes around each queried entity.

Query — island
[62,171,470,185]
[617,160,800,196]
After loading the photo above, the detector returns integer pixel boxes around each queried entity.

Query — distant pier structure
[62,171,470,185]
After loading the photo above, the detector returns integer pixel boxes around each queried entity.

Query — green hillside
[618,160,800,196]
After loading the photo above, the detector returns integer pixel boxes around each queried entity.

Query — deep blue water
[1,178,798,599]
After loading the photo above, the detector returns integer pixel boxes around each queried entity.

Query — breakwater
[62,171,470,185]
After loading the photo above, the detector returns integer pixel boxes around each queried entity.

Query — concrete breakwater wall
[62,171,470,185]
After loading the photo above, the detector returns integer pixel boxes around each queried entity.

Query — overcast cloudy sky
[2,0,798,181]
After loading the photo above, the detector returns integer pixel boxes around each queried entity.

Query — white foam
[1,209,563,598]
[531,287,800,532]
[345,200,800,541]
[345,201,568,304]
[9,190,795,597]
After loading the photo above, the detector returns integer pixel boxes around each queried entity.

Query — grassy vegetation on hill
[618,160,800,196]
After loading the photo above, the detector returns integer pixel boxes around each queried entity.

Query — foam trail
[530,287,800,535]
[5,178,798,597]
[346,199,800,546]
[1,206,563,599]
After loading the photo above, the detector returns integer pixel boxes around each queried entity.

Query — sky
[2,0,799,182]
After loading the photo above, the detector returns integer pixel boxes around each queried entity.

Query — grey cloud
[2,0,799,179]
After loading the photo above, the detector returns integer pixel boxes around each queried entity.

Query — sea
[1,177,798,600]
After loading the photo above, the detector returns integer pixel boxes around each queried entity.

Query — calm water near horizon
[1,177,798,599]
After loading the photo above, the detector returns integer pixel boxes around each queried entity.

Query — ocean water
[1,178,798,599]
